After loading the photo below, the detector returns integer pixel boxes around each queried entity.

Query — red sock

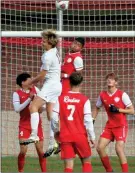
[18,153,25,172]
[121,163,128,172]
[38,153,46,172]
[64,168,73,172]
[82,162,92,172]
[101,156,113,172]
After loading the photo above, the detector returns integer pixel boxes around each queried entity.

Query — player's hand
[29,92,35,100]
[90,140,96,148]
[109,104,119,113]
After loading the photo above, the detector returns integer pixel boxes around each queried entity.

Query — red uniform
[61,52,83,93]
[99,89,128,142]
[58,92,91,159]
[16,87,44,140]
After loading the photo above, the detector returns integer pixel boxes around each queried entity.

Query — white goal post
[2,31,135,37]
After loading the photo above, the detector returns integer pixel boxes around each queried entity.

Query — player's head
[69,72,83,88]
[70,37,85,52]
[16,72,32,88]
[41,29,58,50]
[105,72,118,87]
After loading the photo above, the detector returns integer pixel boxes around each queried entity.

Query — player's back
[41,47,61,83]
[59,91,88,142]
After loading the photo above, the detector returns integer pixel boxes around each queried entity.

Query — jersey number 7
[67,105,75,121]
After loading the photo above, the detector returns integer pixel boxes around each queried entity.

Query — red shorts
[60,135,91,160]
[18,126,44,141]
[100,126,128,142]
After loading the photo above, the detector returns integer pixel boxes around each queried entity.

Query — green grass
[1,156,135,172]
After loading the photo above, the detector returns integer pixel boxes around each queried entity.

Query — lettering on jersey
[67,58,72,63]
[114,97,120,102]
[64,96,80,103]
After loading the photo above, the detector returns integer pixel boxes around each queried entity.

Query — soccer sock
[101,156,113,172]
[50,123,54,138]
[82,162,92,172]
[38,153,46,172]
[18,153,25,172]
[121,163,128,172]
[31,112,39,135]
[64,168,73,172]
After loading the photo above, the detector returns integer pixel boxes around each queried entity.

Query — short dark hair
[105,72,118,81]
[16,72,31,87]
[69,72,83,86]
[75,37,85,47]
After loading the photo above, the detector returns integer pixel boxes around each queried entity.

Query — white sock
[31,112,39,136]
[50,123,54,138]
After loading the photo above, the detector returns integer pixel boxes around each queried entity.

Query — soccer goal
[1,0,135,171]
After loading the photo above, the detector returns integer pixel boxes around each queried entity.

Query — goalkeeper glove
[109,104,119,113]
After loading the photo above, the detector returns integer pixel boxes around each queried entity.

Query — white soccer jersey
[41,47,61,83]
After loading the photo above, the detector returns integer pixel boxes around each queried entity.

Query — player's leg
[28,96,46,142]
[61,142,75,172]
[96,137,113,172]
[18,127,29,172]
[64,159,74,172]
[114,126,128,172]
[35,141,46,172]
[44,123,61,158]
[73,135,92,172]
[97,127,114,172]
[81,157,92,172]
[18,143,28,172]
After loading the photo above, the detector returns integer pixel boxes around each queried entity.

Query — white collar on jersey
[20,88,30,93]
[107,89,118,96]
[68,91,80,94]
[69,51,81,55]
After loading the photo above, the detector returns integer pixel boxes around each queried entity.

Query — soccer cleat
[43,147,55,158]
[20,135,39,145]
[53,143,61,155]
[43,140,60,158]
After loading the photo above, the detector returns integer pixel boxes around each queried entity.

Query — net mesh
[1,0,135,159]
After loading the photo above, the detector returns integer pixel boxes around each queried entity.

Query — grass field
[1,156,135,172]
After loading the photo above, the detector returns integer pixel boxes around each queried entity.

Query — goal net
[1,0,135,165]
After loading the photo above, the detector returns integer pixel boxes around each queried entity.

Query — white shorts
[37,82,62,103]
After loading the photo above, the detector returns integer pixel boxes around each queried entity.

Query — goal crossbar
[2,31,135,37]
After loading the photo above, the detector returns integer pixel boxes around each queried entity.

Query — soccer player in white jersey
[21,29,62,144]
[44,37,85,157]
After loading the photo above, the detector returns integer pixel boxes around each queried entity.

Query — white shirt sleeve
[12,92,31,113]
[84,100,95,140]
[73,56,83,71]
[35,86,40,93]
[96,96,103,108]
[51,100,60,133]
[41,53,52,71]
[122,92,132,107]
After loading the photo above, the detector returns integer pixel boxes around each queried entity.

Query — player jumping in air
[44,37,85,157]
[21,29,62,144]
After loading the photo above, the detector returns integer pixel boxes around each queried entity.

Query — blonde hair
[41,29,58,48]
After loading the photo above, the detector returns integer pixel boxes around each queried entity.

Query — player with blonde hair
[21,29,62,144]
